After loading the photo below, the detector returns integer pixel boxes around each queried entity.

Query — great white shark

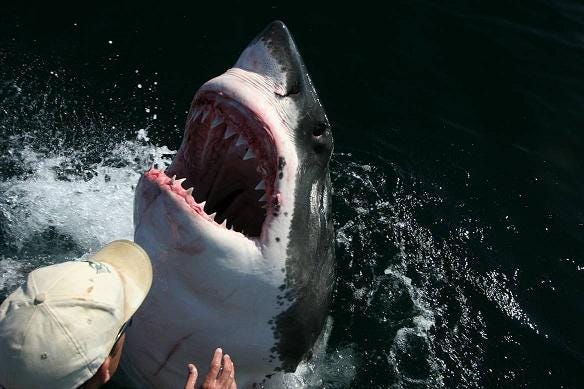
[123,21,335,387]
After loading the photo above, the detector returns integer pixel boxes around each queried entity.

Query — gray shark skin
[124,21,335,388]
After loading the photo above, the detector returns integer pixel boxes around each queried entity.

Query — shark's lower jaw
[156,92,279,238]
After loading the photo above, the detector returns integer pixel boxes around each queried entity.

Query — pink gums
[143,169,224,227]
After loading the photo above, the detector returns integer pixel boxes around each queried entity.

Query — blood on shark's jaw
[144,91,281,241]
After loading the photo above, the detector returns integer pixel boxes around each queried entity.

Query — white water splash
[0,131,173,295]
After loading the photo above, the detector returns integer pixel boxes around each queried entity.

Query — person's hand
[184,348,236,389]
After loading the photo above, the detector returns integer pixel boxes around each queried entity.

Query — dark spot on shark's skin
[275,237,280,242]
[284,212,288,217]
[278,172,283,179]
[278,157,286,170]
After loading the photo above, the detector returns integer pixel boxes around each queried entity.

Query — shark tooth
[235,134,248,147]
[211,116,223,129]
[209,212,217,220]
[199,201,206,209]
[186,187,194,196]
[176,178,186,185]
[255,180,266,191]
[258,193,269,202]
[243,148,256,160]
[221,220,227,227]
[223,126,237,139]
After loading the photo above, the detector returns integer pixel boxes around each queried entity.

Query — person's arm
[184,348,236,389]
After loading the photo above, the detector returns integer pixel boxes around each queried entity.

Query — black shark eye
[312,122,327,137]
[312,121,331,154]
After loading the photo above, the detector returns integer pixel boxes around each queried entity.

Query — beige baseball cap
[0,240,152,389]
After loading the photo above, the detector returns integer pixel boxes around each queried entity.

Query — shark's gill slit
[165,93,278,237]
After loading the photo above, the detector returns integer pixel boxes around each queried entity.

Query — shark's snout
[234,20,304,97]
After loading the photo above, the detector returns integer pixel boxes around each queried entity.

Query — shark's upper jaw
[147,90,281,240]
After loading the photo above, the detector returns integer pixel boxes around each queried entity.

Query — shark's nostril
[276,81,300,98]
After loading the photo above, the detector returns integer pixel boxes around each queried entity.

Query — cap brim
[91,240,153,322]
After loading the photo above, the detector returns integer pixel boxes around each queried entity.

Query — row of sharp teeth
[168,174,270,229]
[192,107,257,161]
[193,106,268,202]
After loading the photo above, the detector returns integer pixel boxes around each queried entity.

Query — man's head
[0,240,152,389]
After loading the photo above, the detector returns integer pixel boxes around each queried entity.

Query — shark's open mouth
[152,92,279,238]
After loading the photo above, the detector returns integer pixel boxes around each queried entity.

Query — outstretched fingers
[218,354,234,385]
[205,348,223,385]
[184,364,198,389]
[202,348,237,388]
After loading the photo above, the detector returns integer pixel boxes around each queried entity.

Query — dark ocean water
[0,1,583,388]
